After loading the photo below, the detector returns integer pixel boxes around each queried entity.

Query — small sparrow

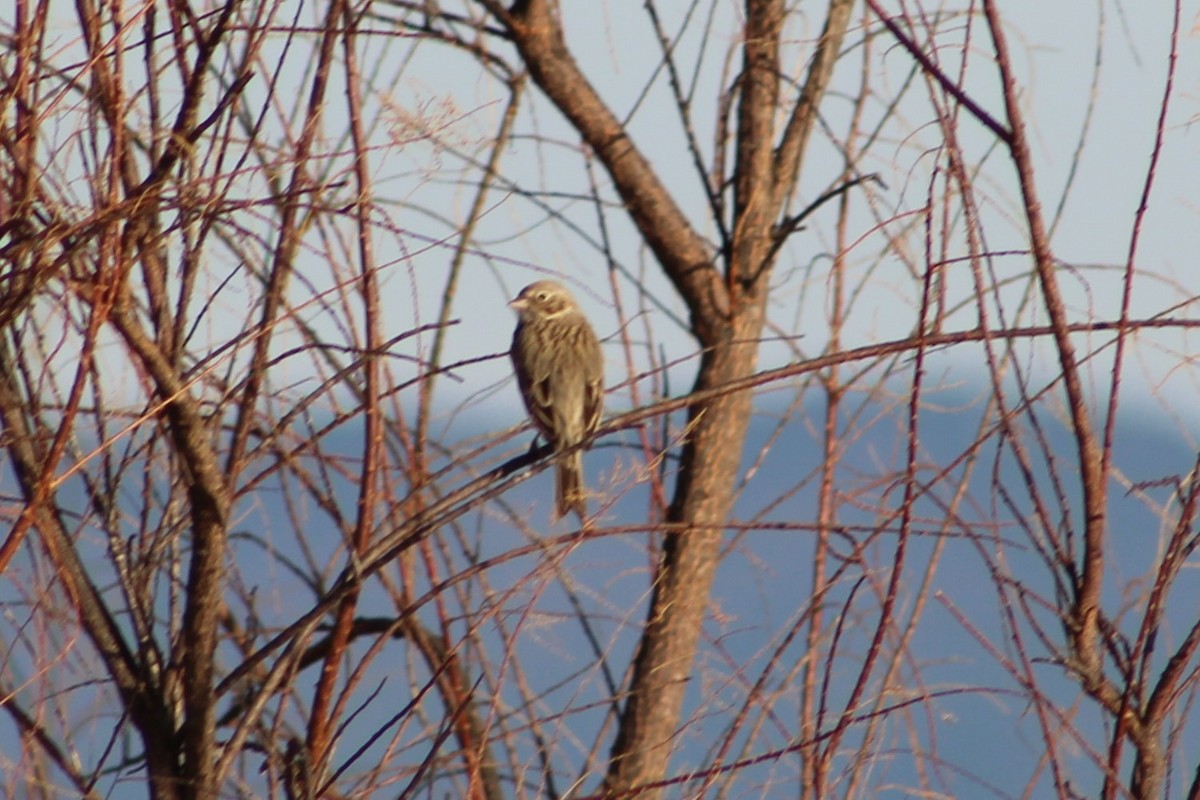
[509,280,604,520]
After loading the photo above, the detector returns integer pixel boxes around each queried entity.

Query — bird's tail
[555,450,587,522]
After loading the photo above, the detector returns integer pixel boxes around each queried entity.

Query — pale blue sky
[347,1,1200,439]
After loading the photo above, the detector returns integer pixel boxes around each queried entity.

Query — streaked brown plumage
[509,280,604,521]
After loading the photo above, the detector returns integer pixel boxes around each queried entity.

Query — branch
[864,0,1010,141]
[771,0,857,212]
[497,0,724,341]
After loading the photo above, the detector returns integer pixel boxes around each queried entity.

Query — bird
[509,280,604,521]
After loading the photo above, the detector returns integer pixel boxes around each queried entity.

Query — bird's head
[509,280,578,320]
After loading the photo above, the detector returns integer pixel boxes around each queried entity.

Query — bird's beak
[509,297,527,312]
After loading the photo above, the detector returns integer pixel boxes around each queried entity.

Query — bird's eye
[536,291,548,301]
